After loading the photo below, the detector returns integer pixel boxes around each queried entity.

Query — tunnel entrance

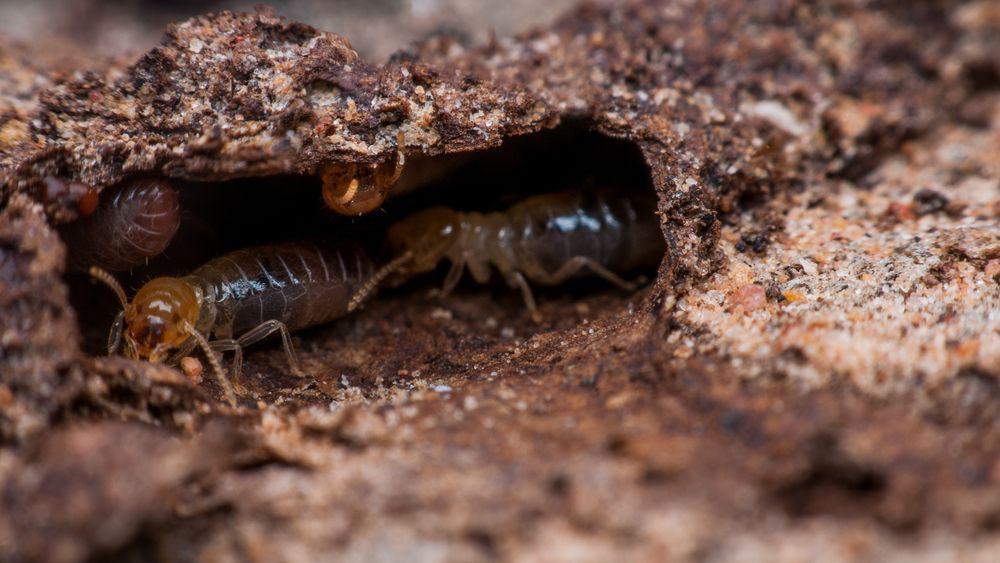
[64,121,663,390]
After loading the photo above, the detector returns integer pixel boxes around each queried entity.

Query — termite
[381,189,664,321]
[63,178,181,272]
[89,242,407,405]
[320,133,405,216]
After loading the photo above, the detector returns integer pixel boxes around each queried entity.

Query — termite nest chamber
[59,122,666,401]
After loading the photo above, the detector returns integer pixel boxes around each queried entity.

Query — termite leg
[440,260,467,297]
[507,270,542,323]
[536,256,639,291]
[500,258,638,322]
[183,321,236,407]
[208,340,245,385]
[212,320,307,381]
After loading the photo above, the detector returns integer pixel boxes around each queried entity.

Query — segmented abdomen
[187,242,374,338]
[503,189,663,281]
[64,179,180,272]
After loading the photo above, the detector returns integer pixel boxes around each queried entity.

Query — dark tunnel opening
[64,120,663,359]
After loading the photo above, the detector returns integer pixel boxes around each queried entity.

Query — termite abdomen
[64,178,181,272]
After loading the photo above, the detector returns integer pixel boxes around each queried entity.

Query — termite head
[123,278,200,362]
[385,207,461,281]
[320,162,386,215]
[320,134,405,216]
[90,268,200,363]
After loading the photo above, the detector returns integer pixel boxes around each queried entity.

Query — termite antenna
[89,266,128,308]
[183,321,236,407]
[347,251,413,313]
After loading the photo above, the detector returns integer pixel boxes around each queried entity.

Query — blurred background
[0,0,579,61]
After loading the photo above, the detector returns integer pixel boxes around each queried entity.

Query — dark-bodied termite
[380,189,665,321]
[320,133,405,216]
[63,178,181,272]
[90,242,408,405]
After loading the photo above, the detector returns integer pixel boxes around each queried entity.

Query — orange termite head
[320,162,389,215]
[91,267,236,406]
[122,278,200,362]
[321,136,405,216]
[89,268,199,363]
[385,207,461,282]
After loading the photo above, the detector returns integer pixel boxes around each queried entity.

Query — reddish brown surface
[1,1,998,561]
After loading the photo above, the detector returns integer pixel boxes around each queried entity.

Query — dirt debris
[0,421,246,563]
[0,194,80,442]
